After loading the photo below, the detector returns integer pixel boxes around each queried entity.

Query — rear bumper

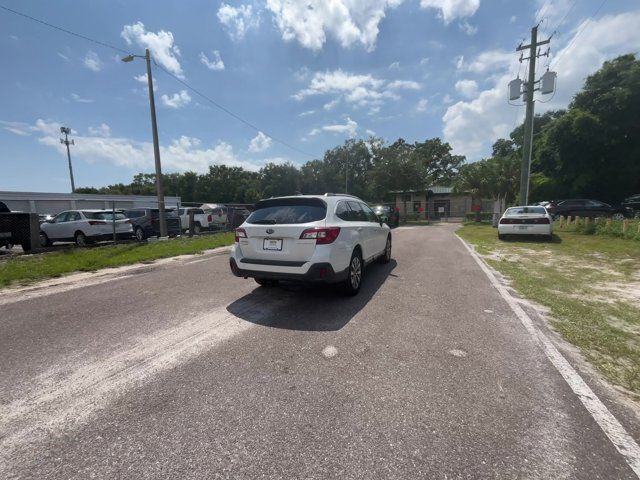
[91,232,134,241]
[498,224,552,235]
[230,258,348,284]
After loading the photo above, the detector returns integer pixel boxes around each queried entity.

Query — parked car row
[540,198,636,220]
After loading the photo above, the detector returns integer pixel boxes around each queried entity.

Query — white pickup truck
[177,207,212,234]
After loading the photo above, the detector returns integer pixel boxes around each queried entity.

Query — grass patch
[0,233,234,289]
[457,223,640,394]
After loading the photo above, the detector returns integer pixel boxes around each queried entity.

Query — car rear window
[505,207,546,215]
[247,198,327,224]
[125,210,145,218]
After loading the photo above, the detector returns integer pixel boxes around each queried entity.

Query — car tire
[343,248,363,296]
[611,213,625,221]
[379,235,392,264]
[39,232,51,247]
[135,227,146,242]
[498,233,505,241]
[255,278,279,287]
[4,243,13,250]
[547,234,553,242]
[75,231,88,247]
[194,223,202,234]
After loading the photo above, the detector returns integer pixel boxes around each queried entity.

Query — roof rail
[324,193,361,199]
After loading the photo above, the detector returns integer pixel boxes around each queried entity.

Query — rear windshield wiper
[249,219,277,224]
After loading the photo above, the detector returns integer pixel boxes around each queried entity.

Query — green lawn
[457,223,640,395]
[0,233,234,289]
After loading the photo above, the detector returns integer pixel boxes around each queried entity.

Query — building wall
[395,192,491,219]
[0,191,182,215]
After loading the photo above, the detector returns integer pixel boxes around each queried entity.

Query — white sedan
[498,206,553,241]
[40,210,133,247]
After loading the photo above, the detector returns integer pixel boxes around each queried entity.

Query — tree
[260,162,302,197]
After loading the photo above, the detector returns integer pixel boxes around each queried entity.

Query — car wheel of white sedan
[75,231,88,247]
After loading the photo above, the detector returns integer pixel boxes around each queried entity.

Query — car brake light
[208,214,212,222]
[300,227,340,245]
[235,228,247,242]
[88,220,107,225]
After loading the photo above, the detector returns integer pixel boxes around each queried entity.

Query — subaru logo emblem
[266,228,275,234]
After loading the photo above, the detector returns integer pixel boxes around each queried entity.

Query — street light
[121,49,168,237]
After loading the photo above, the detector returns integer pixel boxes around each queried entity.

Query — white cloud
[266,0,404,52]
[14,119,270,172]
[366,129,376,136]
[217,3,260,41]
[389,61,400,70]
[509,15,517,24]
[419,0,480,24]
[535,0,572,28]
[459,20,477,36]
[441,11,640,161]
[455,55,465,70]
[311,117,358,138]
[248,132,272,152]
[323,99,340,111]
[160,90,192,109]
[416,98,429,112]
[443,93,453,104]
[387,80,421,90]
[57,52,70,62]
[83,51,102,72]
[454,79,478,98]
[88,123,112,137]
[121,22,184,79]
[10,34,18,41]
[419,57,430,66]
[199,50,225,71]
[71,93,95,104]
[458,49,512,74]
[298,109,315,117]
[294,69,421,109]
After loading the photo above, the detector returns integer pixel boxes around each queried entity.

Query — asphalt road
[1,224,638,479]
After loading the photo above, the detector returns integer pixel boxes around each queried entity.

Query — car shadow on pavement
[226,259,397,332]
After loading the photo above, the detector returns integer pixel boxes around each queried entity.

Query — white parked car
[498,206,553,241]
[229,194,392,295]
[40,210,133,247]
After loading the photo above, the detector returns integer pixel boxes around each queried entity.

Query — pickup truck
[177,207,212,234]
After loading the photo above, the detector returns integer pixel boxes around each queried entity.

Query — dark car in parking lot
[124,208,182,241]
[372,205,400,227]
[621,194,640,218]
[545,199,629,220]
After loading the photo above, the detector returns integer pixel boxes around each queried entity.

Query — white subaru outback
[229,194,392,295]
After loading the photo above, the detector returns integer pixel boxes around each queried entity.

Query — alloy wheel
[350,256,362,289]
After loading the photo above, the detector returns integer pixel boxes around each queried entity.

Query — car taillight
[125,219,132,224]
[300,227,340,245]
[235,228,247,242]
[208,214,212,222]
[88,220,107,225]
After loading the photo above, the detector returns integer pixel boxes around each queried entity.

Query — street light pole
[60,127,76,193]
[122,49,167,237]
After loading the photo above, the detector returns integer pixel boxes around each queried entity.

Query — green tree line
[76,137,465,204]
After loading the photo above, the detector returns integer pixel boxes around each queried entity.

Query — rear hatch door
[239,198,327,263]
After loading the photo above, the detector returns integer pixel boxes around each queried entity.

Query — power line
[0,4,128,54]
[551,0,608,69]
[549,0,577,33]
[0,3,321,160]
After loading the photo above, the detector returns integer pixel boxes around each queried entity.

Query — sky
[1,0,639,193]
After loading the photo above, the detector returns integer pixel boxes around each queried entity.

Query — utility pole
[122,49,167,237]
[60,127,76,193]
[516,25,551,206]
[145,49,168,237]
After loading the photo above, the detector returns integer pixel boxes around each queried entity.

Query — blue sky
[1,0,639,192]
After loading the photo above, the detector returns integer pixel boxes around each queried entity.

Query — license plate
[518,226,530,230]
[263,238,283,251]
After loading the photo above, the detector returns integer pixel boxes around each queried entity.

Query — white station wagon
[229,194,392,295]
